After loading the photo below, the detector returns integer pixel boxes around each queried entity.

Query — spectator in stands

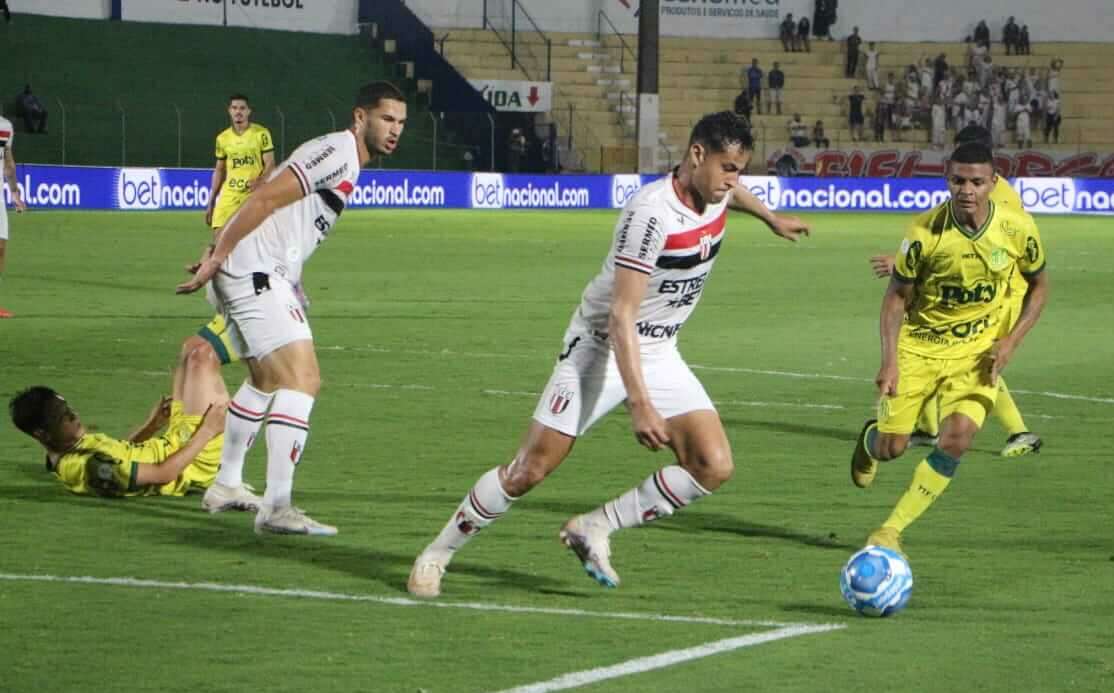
[882,72,897,108]
[812,120,830,148]
[864,42,880,90]
[1,1,10,23]
[17,85,47,134]
[780,14,797,52]
[976,53,994,90]
[895,95,916,141]
[507,128,527,173]
[845,26,862,78]
[873,99,890,142]
[990,91,1008,148]
[1019,25,1031,55]
[973,19,991,51]
[847,85,866,141]
[1048,58,1063,97]
[931,99,947,149]
[733,87,753,123]
[768,62,785,115]
[933,53,949,90]
[919,58,934,105]
[788,113,810,147]
[796,15,811,52]
[966,37,985,69]
[1015,100,1033,148]
[745,59,764,114]
[1003,17,1020,55]
[813,0,837,41]
[1044,91,1061,143]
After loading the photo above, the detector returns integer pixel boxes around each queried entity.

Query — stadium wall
[404,0,1114,42]
[6,164,1113,215]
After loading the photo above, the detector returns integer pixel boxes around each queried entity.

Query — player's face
[228,100,251,126]
[358,98,407,156]
[946,161,996,215]
[36,398,84,451]
[692,142,750,204]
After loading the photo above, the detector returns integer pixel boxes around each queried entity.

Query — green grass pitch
[0,208,1111,692]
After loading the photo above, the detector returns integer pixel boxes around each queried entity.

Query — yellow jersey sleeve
[893,212,935,284]
[1016,216,1046,277]
[256,125,274,154]
[53,433,178,497]
[215,130,227,161]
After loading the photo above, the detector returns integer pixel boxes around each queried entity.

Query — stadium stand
[1,14,475,170]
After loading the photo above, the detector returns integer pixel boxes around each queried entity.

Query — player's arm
[127,395,172,443]
[877,275,915,396]
[608,268,669,451]
[869,254,896,278]
[727,185,809,241]
[205,158,226,227]
[4,140,25,212]
[987,267,1049,383]
[177,167,306,293]
[132,403,225,486]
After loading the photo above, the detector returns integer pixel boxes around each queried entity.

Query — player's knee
[937,430,974,458]
[875,435,907,461]
[181,337,220,371]
[697,447,735,488]
[297,371,322,397]
[501,452,552,496]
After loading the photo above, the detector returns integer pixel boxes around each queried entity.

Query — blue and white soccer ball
[840,546,913,617]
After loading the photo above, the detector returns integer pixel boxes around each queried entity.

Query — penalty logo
[549,386,575,415]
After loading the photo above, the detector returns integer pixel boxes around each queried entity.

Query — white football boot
[559,515,620,588]
[201,483,261,514]
[254,504,337,536]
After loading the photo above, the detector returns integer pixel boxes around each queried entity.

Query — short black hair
[9,386,62,436]
[228,93,250,105]
[355,81,405,110]
[949,141,994,166]
[688,111,754,153]
[954,124,993,149]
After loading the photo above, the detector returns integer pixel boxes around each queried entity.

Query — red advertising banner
[766,147,1114,178]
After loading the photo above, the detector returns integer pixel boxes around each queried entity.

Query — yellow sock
[993,378,1028,436]
[916,395,940,436]
[882,449,958,533]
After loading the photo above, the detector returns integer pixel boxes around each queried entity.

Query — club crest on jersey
[698,233,713,261]
[549,386,575,415]
[989,247,1010,271]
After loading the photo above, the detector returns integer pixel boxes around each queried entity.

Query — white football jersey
[0,115,12,168]
[568,173,730,350]
[222,129,361,284]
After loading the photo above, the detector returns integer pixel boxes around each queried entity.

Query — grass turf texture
[1,209,1111,692]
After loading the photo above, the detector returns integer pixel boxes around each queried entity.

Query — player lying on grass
[9,337,257,507]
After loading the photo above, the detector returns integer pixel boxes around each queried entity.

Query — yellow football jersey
[990,176,1032,300]
[215,123,274,200]
[49,403,220,497]
[893,199,1046,360]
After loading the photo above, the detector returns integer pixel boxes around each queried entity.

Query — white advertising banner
[9,0,109,20]
[121,0,357,35]
[469,79,553,112]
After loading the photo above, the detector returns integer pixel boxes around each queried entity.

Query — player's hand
[244,177,258,192]
[177,254,221,294]
[768,213,810,242]
[869,254,895,278]
[629,401,671,451]
[984,339,1016,386]
[204,206,214,226]
[875,361,900,397]
[13,197,26,213]
[198,402,228,437]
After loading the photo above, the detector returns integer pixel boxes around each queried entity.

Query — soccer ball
[839,546,913,617]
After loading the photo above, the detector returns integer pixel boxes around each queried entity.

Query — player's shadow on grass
[720,416,859,443]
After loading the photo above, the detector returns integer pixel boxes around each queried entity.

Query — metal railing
[15,99,492,172]
[483,0,552,82]
[597,11,636,74]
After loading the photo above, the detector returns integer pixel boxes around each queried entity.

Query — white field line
[0,573,832,630]
[487,624,843,693]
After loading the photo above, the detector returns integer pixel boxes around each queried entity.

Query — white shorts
[0,205,7,241]
[532,331,716,438]
[209,272,312,360]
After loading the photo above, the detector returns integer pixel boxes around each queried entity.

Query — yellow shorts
[197,313,241,365]
[156,401,223,496]
[211,194,248,229]
[877,350,999,434]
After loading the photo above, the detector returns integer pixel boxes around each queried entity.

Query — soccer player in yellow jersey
[870,125,1041,458]
[851,141,1049,555]
[200,94,275,365]
[9,337,257,508]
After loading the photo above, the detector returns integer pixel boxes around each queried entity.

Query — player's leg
[197,313,242,365]
[0,212,11,318]
[409,333,621,598]
[172,336,230,414]
[996,378,1041,456]
[559,350,728,588]
[911,394,941,446]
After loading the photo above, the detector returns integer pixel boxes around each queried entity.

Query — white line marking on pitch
[487,624,843,693]
[0,573,834,630]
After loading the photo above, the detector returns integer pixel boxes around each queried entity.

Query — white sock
[424,466,517,561]
[215,381,273,487]
[594,465,711,533]
[262,389,314,508]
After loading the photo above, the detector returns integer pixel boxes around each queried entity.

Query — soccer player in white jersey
[176,82,407,535]
[0,113,27,319]
[408,112,810,597]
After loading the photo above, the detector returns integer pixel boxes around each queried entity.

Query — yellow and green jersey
[893,198,1046,360]
[990,176,1033,302]
[48,403,221,497]
[215,123,273,201]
